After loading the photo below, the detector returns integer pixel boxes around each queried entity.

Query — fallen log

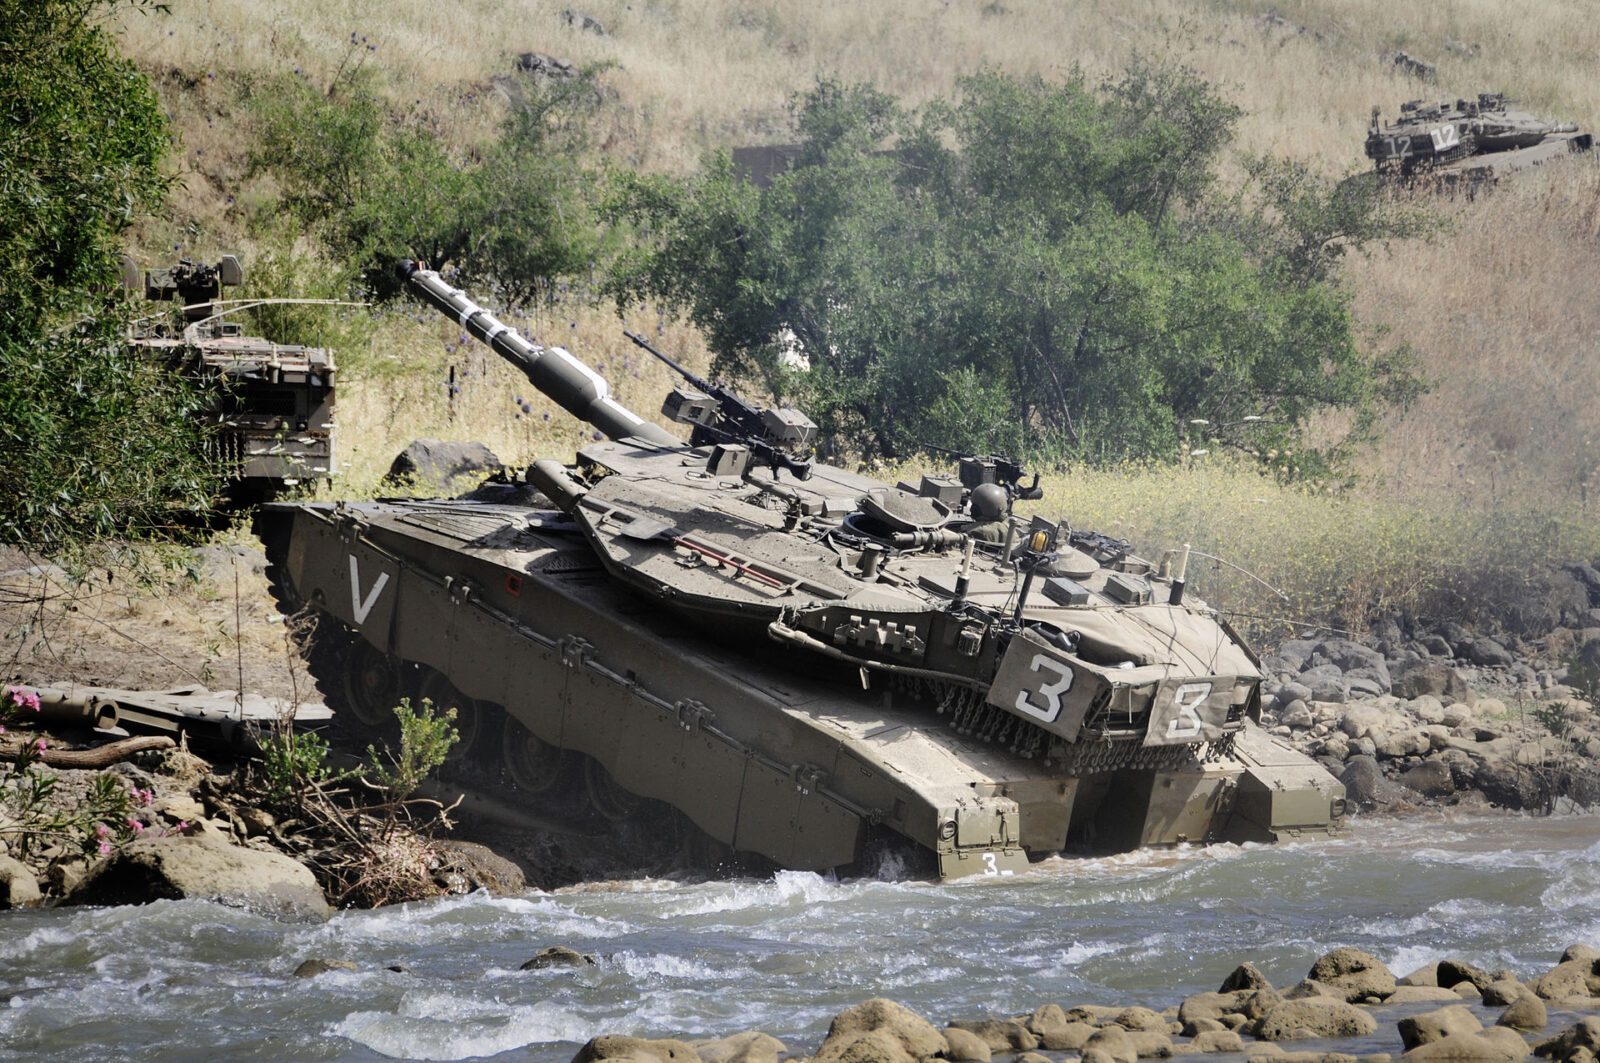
[0,735,176,768]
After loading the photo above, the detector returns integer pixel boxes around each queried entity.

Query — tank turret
[1366,92,1592,186]
[256,263,1345,880]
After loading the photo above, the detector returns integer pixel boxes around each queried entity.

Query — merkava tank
[124,255,336,498]
[254,261,1345,879]
[1365,92,1593,187]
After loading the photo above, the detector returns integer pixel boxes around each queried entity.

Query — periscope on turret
[254,261,1346,881]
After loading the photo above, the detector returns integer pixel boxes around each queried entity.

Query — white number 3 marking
[1166,682,1213,739]
[1014,654,1073,723]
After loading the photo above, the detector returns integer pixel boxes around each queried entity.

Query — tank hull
[261,497,1343,879]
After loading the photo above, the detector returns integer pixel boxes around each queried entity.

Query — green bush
[608,66,1425,470]
[0,0,218,548]
[365,697,458,803]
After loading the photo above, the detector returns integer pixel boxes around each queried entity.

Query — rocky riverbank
[350,942,1597,1063]
[1255,596,1600,815]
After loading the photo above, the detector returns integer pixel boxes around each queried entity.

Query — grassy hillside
[101,0,1600,627]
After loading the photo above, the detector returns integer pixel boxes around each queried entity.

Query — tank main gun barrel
[399,260,679,447]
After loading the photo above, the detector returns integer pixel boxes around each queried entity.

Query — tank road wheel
[416,670,484,766]
[342,639,402,735]
[583,757,643,823]
[502,715,568,794]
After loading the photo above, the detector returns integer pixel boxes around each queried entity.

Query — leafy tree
[608,65,1423,472]
[247,61,608,306]
[0,0,216,547]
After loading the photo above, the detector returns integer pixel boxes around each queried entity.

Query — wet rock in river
[1397,1004,1481,1049]
[573,1036,702,1063]
[63,833,329,921]
[1251,997,1378,1041]
[1402,1027,1528,1061]
[947,1018,1036,1053]
[1497,992,1547,1031]
[1386,987,1463,1004]
[691,1031,786,1063]
[817,999,947,1063]
[940,1027,991,1062]
[522,945,597,969]
[1533,1016,1600,1061]
[1307,947,1396,1004]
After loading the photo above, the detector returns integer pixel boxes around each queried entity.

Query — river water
[2,810,1597,1063]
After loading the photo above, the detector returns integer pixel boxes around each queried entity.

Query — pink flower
[98,840,112,855]
[95,823,109,837]
[126,817,144,836]
[7,688,41,713]
[133,787,153,806]
[32,738,46,753]
[174,821,189,833]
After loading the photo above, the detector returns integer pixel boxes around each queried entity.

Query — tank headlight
[1331,797,1347,818]
[938,819,957,840]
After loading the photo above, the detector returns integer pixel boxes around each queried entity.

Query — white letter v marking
[349,555,391,625]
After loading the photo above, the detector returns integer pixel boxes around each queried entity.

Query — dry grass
[1035,457,1600,643]
[114,0,1600,177]
[1350,164,1600,506]
[103,0,1600,524]
[323,299,701,493]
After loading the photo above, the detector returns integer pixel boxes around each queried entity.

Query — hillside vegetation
[89,0,1600,629]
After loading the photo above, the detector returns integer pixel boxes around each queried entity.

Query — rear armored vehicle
[256,262,1345,879]
[125,255,336,497]
[1366,92,1592,187]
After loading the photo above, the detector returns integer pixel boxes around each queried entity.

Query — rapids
[2,810,1597,1062]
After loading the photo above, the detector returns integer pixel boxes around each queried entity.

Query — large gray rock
[1316,640,1392,692]
[385,438,502,493]
[1393,661,1475,705]
[1339,756,1411,811]
[1340,705,1389,740]
[1399,759,1455,798]
[63,835,328,921]
[1307,947,1396,1003]
[1466,637,1517,669]
[1251,997,1378,1041]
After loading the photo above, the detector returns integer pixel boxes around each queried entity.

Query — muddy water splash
[1,811,1596,1063]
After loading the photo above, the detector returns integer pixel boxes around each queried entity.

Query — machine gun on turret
[625,330,817,481]
[920,442,1044,501]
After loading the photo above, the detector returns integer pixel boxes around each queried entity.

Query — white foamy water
[1,810,1596,1063]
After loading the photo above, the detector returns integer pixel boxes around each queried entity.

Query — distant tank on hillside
[1365,92,1593,188]
[122,255,336,500]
